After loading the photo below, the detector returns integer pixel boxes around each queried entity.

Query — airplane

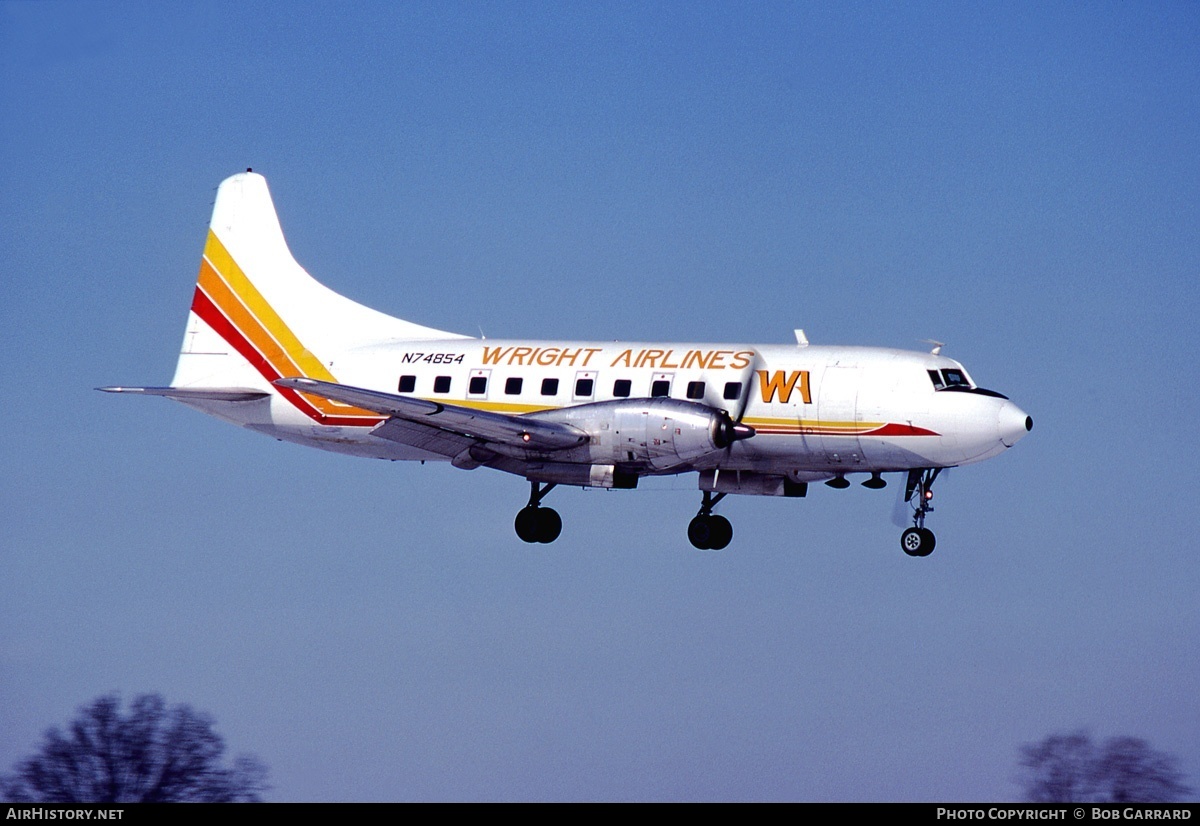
[101,170,1032,555]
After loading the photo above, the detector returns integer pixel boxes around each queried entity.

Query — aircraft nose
[998,401,1033,447]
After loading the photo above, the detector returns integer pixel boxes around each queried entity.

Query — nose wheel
[901,468,941,556]
[688,491,733,550]
[901,526,936,557]
[515,482,562,544]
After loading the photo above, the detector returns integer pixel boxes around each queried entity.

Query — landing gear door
[816,365,863,470]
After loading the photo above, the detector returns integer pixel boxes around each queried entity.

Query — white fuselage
[105,172,1030,550]
[186,336,1030,484]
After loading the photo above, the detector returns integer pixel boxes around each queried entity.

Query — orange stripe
[197,260,300,375]
[201,231,379,420]
[196,260,325,420]
[203,233,334,382]
[196,231,943,434]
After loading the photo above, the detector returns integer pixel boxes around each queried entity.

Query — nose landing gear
[514,481,562,544]
[901,468,940,557]
[688,491,733,550]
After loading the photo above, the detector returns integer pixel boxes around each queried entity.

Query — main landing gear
[901,468,940,557]
[511,471,944,554]
[514,481,562,544]
[688,491,733,551]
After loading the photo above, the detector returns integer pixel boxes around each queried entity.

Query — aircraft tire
[515,506,540,543]
[901,526,935,557]
[688,516,713,550]
[708,515,733,550]
[535,507,562,544]
[918,528,936,556]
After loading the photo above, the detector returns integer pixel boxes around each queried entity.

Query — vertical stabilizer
[171,171,465,395]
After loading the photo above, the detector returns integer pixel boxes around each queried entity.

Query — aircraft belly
[727,432,822,472]
[244,423,448,461]
[171,397,273,429]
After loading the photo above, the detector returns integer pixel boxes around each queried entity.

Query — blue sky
[2,1,1197,801]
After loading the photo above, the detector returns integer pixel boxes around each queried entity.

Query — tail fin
[171,171,464,394]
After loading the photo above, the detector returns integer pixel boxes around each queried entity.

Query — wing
[272,377,588,457]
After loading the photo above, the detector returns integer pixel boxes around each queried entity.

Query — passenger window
[575,378,594,397]
[434,376,451,393]
[651,380,670,397]
[505,377,523,395]
[686,381,705,400]
[723,381,742,401]
[541,378,559,396]
[928,370,945,390]
[398,375,416,393]
[469,376,487,395]
[613,379,631,398]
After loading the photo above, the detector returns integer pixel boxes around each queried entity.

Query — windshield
[927,366,1009,399]
[928,369,971,389]
[942,368,969,387]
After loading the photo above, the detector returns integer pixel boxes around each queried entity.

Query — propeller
[712,409,755,448]
[719,353,759,451]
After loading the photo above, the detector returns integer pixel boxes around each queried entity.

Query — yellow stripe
[197,236,903,432]
[744,417,882,431]
[204,231,336,383]
[203,231,379,419]
[453,399,554,414]
[198,259,303,377]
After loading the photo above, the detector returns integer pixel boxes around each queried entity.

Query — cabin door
[816,365,864,471]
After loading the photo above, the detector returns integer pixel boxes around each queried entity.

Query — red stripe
[749,423,940,437]
[190,288,383,428]
[189,288,942,437]
[864,423,939,437]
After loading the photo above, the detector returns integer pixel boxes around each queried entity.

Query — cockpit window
[927,367,1006,398]
[930,368,972,390]
[942,369,969,387]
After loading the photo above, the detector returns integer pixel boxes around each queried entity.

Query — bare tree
[1020,731,1191,803]
[1,694,268,803]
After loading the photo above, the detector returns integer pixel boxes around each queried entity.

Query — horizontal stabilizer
[97,386,270,402]
[273,377,588,450]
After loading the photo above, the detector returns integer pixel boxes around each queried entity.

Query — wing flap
[273,377,588,451]
[369,417,477,459]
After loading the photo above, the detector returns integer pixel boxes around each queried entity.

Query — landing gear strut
[901,468,940,556]
[688,491,733,550]
[514,482,562,544]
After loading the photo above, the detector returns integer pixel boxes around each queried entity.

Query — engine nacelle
[526,398,754,472]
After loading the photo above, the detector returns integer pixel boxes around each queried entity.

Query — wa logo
[756,370,811,404]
